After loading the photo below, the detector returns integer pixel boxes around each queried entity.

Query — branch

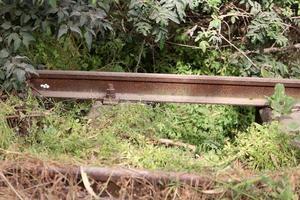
[166,41,231,49]
[156,138,196,152]
[166,41,202,49]
[291,16,300,19]
[134,40,145,73]
[219,34,258,69]
[245,43,300,55]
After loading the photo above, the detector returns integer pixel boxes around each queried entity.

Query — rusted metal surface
[42,166,210,187]
[29,70,300,106]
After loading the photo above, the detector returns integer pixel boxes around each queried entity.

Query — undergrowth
[0,95,299,173]
[222,122,299,170]
[154,104,255,152]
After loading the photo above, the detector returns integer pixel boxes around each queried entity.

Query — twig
[166,41,202,49]
[80,166,101,200]
[135,40,145,73]
[157,138,196,152]
[245,43,300,54]
[166,41,231,50]
[223,20,231,41]
[291,16,300,19]
[219,34,258,69]
[219,13,250,19]
[0,172,24,200]
[0,148,26,155]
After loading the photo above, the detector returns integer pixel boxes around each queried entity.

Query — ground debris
[0,156,299,200]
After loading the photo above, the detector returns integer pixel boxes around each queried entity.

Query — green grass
[153,104,255,151]
[222,122,299,170]
[0,95,299,173]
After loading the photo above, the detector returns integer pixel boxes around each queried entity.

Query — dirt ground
[0,154,299,200]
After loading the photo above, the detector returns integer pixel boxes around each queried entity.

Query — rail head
[30,70,300,106]
[35,70,300,87]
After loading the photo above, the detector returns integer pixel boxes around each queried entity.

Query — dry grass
[0,153,300,200]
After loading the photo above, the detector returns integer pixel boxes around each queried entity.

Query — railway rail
[29,70,300,106]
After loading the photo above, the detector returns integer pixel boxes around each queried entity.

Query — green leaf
[135,22,152,36]
[199,41,209,52]
[14,68,26,82]
[231,16,237,24]
[261,67,273,78]
[209,18,221,30]
[0,49,9,58]
[57,25,68,39]
[24,64,37,75]
[48,0,57,7]
[70,26,82,37]
[1,22,11,30]
[21,32,35,48]
[14,36,21,51]
[21,14,31,24]
[267,84,296,117]
[84,31,92,51]
[7,33,19,47]
[80,15,88,27]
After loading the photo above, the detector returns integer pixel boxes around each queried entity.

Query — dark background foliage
[0,0,300,91]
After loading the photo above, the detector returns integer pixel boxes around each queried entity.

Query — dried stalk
[0,172,24,200]
[157,138,196,152]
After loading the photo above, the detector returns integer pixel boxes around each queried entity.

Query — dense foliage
[0,0,300,91]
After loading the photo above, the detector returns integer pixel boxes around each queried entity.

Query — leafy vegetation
[0,0,300,90]
[154,104,254,152]
[222,122,299,170]
[0,1,300,197]
[0,95,298,173]
[267,83,296,118]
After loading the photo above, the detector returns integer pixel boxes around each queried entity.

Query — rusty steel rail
[29,70,300,106]
[43,166,209,186]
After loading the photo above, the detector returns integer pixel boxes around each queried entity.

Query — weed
[21,103,100,159]
[153,104,255,152]
[222,122,299,170]
[0,95,41,149]
[267,83,296,118]
[0,95,298,173]
[0,114,14,149]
